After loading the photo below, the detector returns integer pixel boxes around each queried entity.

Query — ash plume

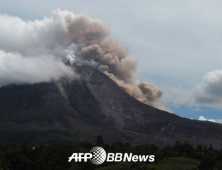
[0,9,165,110]
[82,43,164,109]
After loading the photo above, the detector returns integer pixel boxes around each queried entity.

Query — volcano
[0,65,222,148]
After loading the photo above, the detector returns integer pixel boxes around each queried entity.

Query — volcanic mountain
[0,65,222,148]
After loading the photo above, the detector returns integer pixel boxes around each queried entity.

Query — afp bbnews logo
[68,146,155,165]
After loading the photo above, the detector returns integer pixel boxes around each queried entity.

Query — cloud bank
[0,50,74,87]
[0,9,165,110]
[194,70,222,106]
[163,69,222,110]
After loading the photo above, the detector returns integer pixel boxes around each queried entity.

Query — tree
[96,136,104,146]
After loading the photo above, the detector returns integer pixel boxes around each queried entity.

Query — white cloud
[209,119,216,123]
[0,50,75,87]
[198,116,216,123]
[214,119,222,124]
[198,116,207,121]
[194,70,222,106]
[162,69,222,110]
[0,9,109,87]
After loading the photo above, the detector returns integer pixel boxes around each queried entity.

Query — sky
[0,0,221,122]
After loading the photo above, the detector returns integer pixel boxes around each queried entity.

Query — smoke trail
[0,9,165,110]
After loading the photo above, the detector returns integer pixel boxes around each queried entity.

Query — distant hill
[0,65,222,148]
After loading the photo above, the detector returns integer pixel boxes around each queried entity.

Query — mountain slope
[0,65,222,148]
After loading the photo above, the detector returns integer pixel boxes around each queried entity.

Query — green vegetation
[141,157,199,170]
[0,137,221,170]
[96,158,199,170]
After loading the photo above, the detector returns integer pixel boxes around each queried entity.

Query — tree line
[0,136,221,170]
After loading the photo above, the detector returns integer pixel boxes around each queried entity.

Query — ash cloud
[0,9,165,110]
[81,37,164,110]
